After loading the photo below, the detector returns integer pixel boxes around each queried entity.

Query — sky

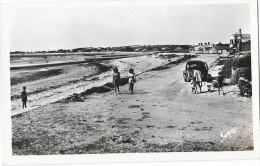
[9,2,250,51]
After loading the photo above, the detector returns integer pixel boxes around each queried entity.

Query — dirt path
[12,54,253,154]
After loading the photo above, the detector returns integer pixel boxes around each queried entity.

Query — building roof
[203,44,214,48]
[191,45,199,48]
[229,34,251,43]
[229,34,250,38]
[215,45,229,50]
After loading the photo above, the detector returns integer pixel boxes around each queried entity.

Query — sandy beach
[11,53,253,154]
[11,52,177,115]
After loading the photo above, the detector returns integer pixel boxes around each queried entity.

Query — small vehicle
[183,60,209,82]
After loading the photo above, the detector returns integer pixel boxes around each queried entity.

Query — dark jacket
[21,91,27,102]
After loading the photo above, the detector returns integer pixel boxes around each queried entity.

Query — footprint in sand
[137,112,151,121]
[94,115,103,119]
[190,121,203,124]
[95,120,105,123]
[117,117,131,124]
[142,112,150,115]
[111,124,119,128]
[129,105,141,108]
[107,116,115,121]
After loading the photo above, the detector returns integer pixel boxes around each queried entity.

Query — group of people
[190,70,225,95]
[20,66,226,109]
[112,67,136,95]
[20,67,137,109]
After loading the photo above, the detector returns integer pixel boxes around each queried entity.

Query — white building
[229,34,250,48]
[229,29,250,52]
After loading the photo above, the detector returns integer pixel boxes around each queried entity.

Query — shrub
[221,54,251,79]
[231,57,240,68]
[238,54,251,68]
[222,59,232,78]
[230,67,251,85]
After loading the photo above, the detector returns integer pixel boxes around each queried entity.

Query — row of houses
[134,47,187,52]
[190,29,251,54]
[190,42,229,54]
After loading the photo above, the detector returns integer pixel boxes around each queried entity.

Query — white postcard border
[1,0,259,165]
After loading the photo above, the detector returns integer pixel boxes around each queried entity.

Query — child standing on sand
[112,67,120,95]
[128,68,136,94]
[21,86,28,109]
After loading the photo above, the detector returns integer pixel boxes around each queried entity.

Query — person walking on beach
[217,71,225,95]
[112,67,120,95]
[193,69,202,93]
[206,74,213,92]
[21,86,28,109]
[128,68,136,94]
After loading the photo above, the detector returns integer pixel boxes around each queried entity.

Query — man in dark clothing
[206,74,213,92]
[21,86,28,109]
[217,72,225,95]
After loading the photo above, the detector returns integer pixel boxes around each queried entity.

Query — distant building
[131,45,141,48]
[190,42,229,54]
[229,29,250,52]
[191,44,203,53]
[161,47,168,51]
[202,43,214,53]
[173,47,184,52]
[214,44,230,54]
[191,43,212,53]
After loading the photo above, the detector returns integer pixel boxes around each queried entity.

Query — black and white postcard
[0,0,259,165]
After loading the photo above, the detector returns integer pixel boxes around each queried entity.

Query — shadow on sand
[196,89,218,94]
[118,91,151,95]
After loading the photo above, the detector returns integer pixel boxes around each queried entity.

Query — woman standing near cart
[193,69,202,93]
